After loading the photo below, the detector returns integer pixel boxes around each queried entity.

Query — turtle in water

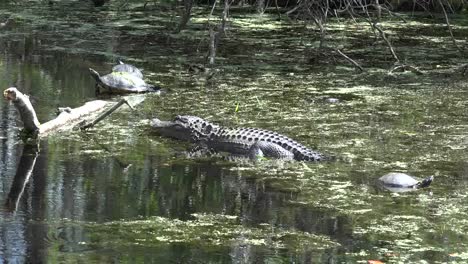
[377,172,434,192]
[89,68,160,94]
[112,61,144,79]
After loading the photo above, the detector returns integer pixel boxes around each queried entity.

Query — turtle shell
[378,173,419,188]
[98,72,154,94]
[112,62,143,79]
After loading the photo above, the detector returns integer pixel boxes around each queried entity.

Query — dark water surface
[2,1,468,263]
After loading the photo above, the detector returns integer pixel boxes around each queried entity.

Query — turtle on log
[112,61,144,79]
[89,68,160,94]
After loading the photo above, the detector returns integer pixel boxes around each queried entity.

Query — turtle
[89,68,160,94]
[112,60,144,79]
[377,172,434,192]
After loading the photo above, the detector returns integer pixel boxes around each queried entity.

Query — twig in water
[80,99,133,130]
[336,49,364,72]
[390,64,424,75]
[373,23,399,63]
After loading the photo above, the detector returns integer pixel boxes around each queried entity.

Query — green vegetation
[1,0,468,263]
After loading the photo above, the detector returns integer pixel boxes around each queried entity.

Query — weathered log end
[4,87,113,140]
[3,87,41,134]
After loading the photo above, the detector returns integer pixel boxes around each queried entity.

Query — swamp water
[1,1,468,263]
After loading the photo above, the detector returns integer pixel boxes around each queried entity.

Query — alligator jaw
[151,118,193,141]
[150,118,173,128]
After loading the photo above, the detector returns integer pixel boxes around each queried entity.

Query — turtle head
[89,68,101,82]
[417,175,434,188]
[147,84,162,92]
[3,87,19,101]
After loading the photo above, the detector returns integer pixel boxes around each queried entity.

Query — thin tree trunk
[437,0,461,52]
[257,0,265,14]
[207,0,230,65]
[177,0,194,32]
[274,0,281,20]
[208,28,217,65]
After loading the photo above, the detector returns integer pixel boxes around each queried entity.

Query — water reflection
[0,133,354,262]
[0,140,49,263]
[4,144,38,212]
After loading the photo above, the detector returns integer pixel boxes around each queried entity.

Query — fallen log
[40,100,109,136]
[3,87,127,139]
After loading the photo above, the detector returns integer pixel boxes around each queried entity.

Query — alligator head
[151,115,218,142]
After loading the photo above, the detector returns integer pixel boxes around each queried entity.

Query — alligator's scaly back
[151,115,329,161]
[214,127,327,161]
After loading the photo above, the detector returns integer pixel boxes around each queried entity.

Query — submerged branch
[335,49,364,73]
[390,64,424,75]
[80,98,132,130]
[437,0,461,52]
[373,23,399,63]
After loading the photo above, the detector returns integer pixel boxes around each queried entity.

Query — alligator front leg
[249,141,294,160]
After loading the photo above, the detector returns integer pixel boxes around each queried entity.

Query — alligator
[151,115,330,161]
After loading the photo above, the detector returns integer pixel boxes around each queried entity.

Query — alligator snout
[150,118,162,127]
[150,118,175,129]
